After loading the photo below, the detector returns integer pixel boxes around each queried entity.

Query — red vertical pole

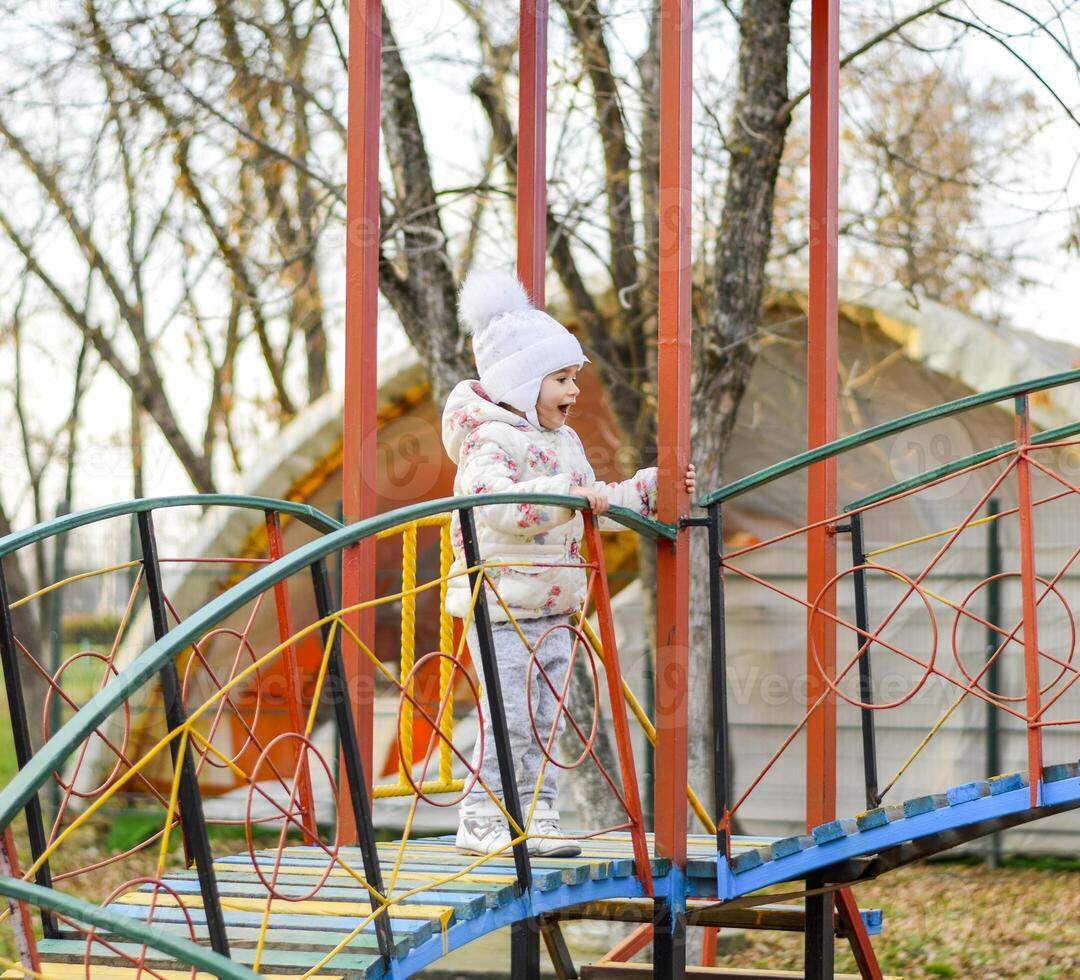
[807,8,885,977]
[655,0,692,873]
[0,827,40,973]
[518,0,548,301]
[584,515,653,897]
[805,0,840,834]
[1014,396,1044,808]
[340,0,381,844]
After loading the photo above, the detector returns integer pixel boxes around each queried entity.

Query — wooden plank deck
[17,833,724,979]
[17,766,1078,978]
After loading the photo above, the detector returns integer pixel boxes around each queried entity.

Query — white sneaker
[529,812,581,858]
[455,810,512,855]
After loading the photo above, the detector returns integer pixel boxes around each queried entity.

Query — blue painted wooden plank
[138,878,486,920]
[861,908,883,934]
[175,869,517,911]
[724,775,1080,899]
[772,835,814,859]
[396,864,653,978]
[105,902,432,939]
[1043,761,1079,783]
[72,918,414,955]
[1042,774,1080,806]
[812,818,857,845]
[946,781,990,805]
[361,843,628,881]
[902,793,948,817]
[988,771,1026,794]
[216,854,569,891]
[685,857,719,880]
[729,849,764,874]
[38,937,382,975]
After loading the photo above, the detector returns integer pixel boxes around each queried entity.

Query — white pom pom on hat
[457,271,532,335]
[458,270,588,427]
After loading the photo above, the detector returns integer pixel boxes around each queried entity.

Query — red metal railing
[710,393,1080,848]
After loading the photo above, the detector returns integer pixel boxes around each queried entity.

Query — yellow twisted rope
[398,524,417,785]
[438,517,455,783]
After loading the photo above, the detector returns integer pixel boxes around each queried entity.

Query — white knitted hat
[458,271,588,428]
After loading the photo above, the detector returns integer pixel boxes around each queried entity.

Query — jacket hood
[442,379,534,462]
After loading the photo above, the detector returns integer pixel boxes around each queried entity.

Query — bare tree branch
[778,0,954,121]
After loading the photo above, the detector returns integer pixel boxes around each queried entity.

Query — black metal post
[512,919,541,978]
[137,512,229,958]
[804,875,835,980]
[643,643,655,832]
[984,498,1003,868]
[47,501,68,827]
[458,507,538,976]
[653,897,686,977]
[848,514,880,809]
[706,504,731,856]
[311,559,395,962]
[0,561,58,938]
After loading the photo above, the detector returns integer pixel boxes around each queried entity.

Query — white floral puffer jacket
[442,379,658,623]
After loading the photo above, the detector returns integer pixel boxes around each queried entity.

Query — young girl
[442,271,695,856]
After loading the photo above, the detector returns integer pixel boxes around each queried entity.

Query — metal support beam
[539,914,579,979]
[459,507,537,977]
[653,897,687,979]
[265,511,317,842]
[654,4,693,974]
[805,0,840,833]
[583,515,653,895]
[836,887,884,980]
[0,561,57,938]
[513,919,542,980]
[847,514,879,809]
[311,560,395,965]
[517,0,548,302]
[340,0,382,845]
[137,512,229,959]
[805,876,835,980]
[516,9,548,968]
[983,498,1003,867]
[1014,396,1044,808]
[707,504,730,858]
[653,0,694,775]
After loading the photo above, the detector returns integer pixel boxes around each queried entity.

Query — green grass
[934,852,1080,873]
[0,708,16,786]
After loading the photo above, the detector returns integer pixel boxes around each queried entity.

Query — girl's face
[536,365,581,429]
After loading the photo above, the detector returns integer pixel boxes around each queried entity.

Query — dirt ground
[715,861,1080,979]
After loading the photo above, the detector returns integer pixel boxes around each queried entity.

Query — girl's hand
[571,485,610,515]
[685,463,696,498]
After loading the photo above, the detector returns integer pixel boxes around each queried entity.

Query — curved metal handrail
[0,494,343,560]
[0,490,666,975]
[0,491,664,831]
[844,418,1080,512]
[700,366,1080,507]
[0,877,257,980]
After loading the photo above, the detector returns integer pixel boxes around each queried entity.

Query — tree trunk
[379,10,470,406]
[688,0,793,815]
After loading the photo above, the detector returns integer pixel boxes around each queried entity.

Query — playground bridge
[0,371,1079,978]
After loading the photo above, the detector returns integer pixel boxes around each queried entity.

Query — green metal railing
[700,366,1080,507]
[0,491,667,975]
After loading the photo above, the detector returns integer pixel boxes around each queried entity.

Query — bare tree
[2,0,1077,822]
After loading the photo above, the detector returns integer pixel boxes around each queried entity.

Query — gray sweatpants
[464,615,572,811]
